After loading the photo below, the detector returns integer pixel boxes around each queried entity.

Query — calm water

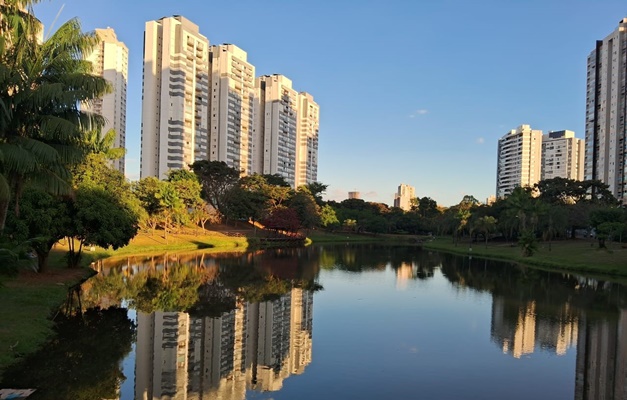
[3,245,626,400]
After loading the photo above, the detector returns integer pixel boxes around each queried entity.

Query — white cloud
[409,109,429,118]
[476,137,485,144]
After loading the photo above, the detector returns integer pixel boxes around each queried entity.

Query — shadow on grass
[189,241,215,250]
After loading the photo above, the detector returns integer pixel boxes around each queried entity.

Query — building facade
[496,125,542,198]
[295,92,319,187]
[393,183,415,211]
[140,16,209,179]
[585,18,627,203]
[84,28,128,174]
[257,74,299,186]
[541,130,584,181]
[208,44,257,175]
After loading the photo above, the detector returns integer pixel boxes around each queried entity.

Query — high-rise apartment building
[257,74,299,186]
[208,44,257,175]
[84,28,128,174]
[140,16,209,179]
[295,92,319,187]
[585,18,627,203]
[393,183,415,211]
[541,130,584,181]
[496,124,542,198]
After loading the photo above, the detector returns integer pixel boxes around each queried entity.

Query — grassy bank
[306,230,424,244]
[0,229,252,376]
[423,236,627,277]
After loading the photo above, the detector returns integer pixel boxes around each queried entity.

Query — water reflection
[2,245,626,400]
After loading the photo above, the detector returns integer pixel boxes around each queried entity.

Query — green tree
[66,187,139,268]
[191,160,239,219]
[320,204,339,228]
[0,4,110,231]
[167,169,202,209]
[472,216,497,248]
[289,187,320,230]
[305,181,328,205]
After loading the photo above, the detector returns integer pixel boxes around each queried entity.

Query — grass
[423,236,627,277]
[306,230,424,244]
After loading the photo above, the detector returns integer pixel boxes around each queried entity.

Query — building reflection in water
[491,298,579,359]
[134,288,313,400]
[575,308,627,400]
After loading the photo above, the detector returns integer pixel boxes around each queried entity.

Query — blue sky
[33,0,627,206]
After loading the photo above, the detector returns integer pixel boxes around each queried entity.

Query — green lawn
[423,236,627,277]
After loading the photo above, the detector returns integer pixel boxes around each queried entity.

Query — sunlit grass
[424,237,627,276]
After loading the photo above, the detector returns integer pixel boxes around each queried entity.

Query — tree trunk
[0,200,9,234]
[36,250,49,273]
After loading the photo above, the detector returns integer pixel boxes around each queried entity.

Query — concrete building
[393,183,415,211]
[208,44,257,175]
[295,92,319,187]
[541,130,584,181]
[585,18,627,203]
[84,28,128,174]
[256,74,299,186]
[140,16,210,179]
[348,191,361,199]
[496,125,542,198]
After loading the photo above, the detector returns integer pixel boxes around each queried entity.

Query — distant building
[393,184,415,211]
[348,191,360,199]
[84,28,128,174]
[585,17,627,203]
[496,124,542,198]
[485,195,496,205]
[541,130,584,181]
[140,16,210,179]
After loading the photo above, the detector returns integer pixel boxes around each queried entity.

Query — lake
[2,244,626,400]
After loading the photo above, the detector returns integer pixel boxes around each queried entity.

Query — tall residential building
[496,124,542,198]
[541,130,584,181]
[393,183,415,211]
[585,18,627,203]
[348,191,361,199]
[257,74,299,186]
[295,92,319,187]
[208,44,257,175]
[84,28,128,174]
[140,16,209,179]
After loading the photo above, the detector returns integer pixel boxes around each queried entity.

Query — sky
[32,0,627,207]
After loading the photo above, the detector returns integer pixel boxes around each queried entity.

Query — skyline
[33,0,627,206]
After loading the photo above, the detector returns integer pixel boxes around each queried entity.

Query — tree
[320,205,339,229]
[473,216,497,248]
[0,5,110,231]
[66,187,138,268]
[590,207,626,248]
[261,207,300,233]
[133,177,162,234]
[190,200,217,233]
[167,169,202,209]
[288,187,320,230]
[156,181,186,240]
[305,181,328,205]
[4,188,69,272]
[191,160,239,219]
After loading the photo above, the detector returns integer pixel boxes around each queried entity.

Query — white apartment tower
[140,16,210,179]
[84,28,128,173]
[257,75,299,186]
[541,130,584,181]
[496,125,542,198]
[296,92,320,187]
[585,18,627,203]
[393,183,416,211]
[208,44,258,175]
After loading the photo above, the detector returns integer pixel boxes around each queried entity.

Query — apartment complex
[393,183,415,211]
[140,16,319,186]
[208,44,257,175]
[541,130,584,181]
[140,16,210,179]
[496,125,542,198]
[84,28,128,173]
[585,18,627,203]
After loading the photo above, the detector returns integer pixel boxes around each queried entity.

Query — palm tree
[0,1,110,231]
